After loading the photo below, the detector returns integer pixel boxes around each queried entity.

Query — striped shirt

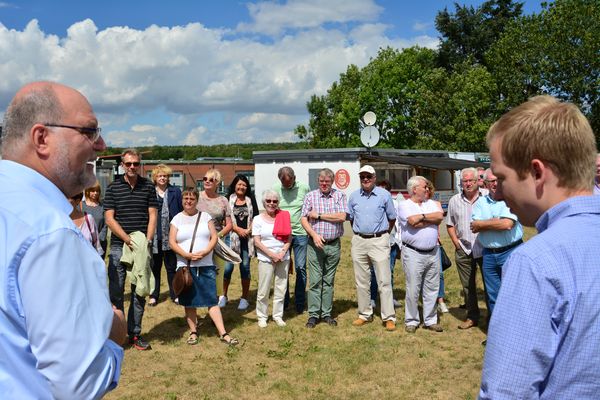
[445,190,483,258]
[301,188,347,240]
[104,175,159,246]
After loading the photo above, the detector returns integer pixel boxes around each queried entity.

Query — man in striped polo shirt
[300,168,347,328]
[104,149,158,350]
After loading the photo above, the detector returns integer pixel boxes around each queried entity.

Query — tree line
[294,0,599,151]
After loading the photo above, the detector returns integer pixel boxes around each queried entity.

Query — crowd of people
[1,81,599,398]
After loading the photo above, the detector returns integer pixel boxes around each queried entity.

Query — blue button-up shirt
[346,186,396,234]
[480,195,600,399]
[472,195,523,248]
[0,160,123,399]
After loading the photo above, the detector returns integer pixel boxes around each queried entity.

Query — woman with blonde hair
[81,181,107,253]
[149,164,183,306]
[197,168,233,307]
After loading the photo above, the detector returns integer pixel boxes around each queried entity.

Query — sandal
[220,332,239,346]
[187,331,198,345]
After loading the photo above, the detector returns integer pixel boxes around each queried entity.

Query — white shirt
[171,211,214,267]
[252,214,290,263]
[397,198,442,250]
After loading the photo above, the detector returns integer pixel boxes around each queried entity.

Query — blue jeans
[439,248,445,298]
[370,243,399,302]
[284,235,308,312]
[482,245,519,315]
[224,240,251,280]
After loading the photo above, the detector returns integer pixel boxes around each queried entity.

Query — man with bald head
[0,82,125,398]
[480,96,600,398]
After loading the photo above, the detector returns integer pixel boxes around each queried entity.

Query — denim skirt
[178,265,218,308]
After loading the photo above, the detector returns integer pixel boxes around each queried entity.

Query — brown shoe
[352,318,372,327]
[384,320,396,331]
[424,324,443,332]
[458,319,478,330]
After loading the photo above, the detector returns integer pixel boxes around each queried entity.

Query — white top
[170,211,214,267]
[396,199,442,250]
[252,213,290,263]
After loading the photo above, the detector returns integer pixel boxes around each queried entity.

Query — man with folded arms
[397,176,444,333]
[346,165,397,331]
[480,96,600,398]
[471,168,522,319]
[301,168,347,328]
[446,168,484,330]
[0,81,125,398]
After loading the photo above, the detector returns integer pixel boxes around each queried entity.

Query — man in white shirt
[397,176,444,333]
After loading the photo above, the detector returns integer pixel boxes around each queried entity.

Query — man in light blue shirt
[0,82,125,398]
[471,169,523,316]
[480,95,600,399]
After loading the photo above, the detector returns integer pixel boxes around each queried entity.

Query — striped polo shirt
[104,175,159,247]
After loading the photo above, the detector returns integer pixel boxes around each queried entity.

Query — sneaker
[258,319,268,328]
[438,302,449,313]
[174,297,179,305]
[424,324,444,332]
[370,299,376,309]
[405,325,417,334]
[130,335,151,350]
[393,299,402,308]
[218,295,227,308]
[273,318,287,327]
[238,298,249,311]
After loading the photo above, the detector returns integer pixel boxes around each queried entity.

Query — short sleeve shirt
[196,193,231,232]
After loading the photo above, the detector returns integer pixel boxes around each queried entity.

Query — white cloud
[0,2,18,9]
[413,21,432,32]
[238,0,383,36]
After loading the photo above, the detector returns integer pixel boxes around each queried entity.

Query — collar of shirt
[320,188,336,198]
[536,195,600,233]
[360,187,377,197]
[0,160,72,215]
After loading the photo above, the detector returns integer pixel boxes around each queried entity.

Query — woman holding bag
[169,187,238,346]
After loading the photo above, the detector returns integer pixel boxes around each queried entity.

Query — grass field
[106,229,534,400]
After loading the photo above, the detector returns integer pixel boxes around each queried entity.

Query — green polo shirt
[273,180,310,236]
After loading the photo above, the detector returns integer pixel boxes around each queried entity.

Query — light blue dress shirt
[480,195,600,399]
[472,195,523,248]
[0,160,123,399]
[346,186,396,234]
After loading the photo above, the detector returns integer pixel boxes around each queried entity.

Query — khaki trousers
[256,259,289,321]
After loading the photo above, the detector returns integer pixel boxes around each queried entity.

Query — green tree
[435,0,523,69]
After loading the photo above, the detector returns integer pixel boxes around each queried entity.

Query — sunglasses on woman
[203,177,216,183]
[265,199,279,204]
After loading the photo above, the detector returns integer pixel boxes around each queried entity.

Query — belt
[403,242,436,253]
[355,231,388,239]
[486,239,523,254]
[310,237,340,245]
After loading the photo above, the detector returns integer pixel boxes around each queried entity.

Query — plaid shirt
[301,188,347,240]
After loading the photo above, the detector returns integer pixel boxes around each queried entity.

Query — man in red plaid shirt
[301,168,347,328]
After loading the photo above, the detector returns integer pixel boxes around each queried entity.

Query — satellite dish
[360,126,380,148]
[363,111,376,126]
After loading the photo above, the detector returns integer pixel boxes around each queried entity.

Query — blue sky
[0,0,543,147]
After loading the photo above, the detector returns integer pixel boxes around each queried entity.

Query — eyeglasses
[265,199,279,204]
[45,123,102,142]
[123,162,140,167]
[485,179,498,184]
[359,174,374,180]
[203,177,216,183]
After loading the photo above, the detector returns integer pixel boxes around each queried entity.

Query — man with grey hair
[301,168,347,328]
[346,165,397,331]
[446,167,484,330]
[0,82,125,398]
[274,166,310,313]
[397,175,444,333]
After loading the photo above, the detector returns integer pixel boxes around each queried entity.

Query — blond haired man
[480,96,600,399]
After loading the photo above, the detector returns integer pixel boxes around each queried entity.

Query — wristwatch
[317,214,321,220]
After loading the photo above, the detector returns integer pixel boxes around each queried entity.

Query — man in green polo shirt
[273,166,310,313]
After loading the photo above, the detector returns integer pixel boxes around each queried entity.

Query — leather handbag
[440,245,453,271]
[173,212,202,296]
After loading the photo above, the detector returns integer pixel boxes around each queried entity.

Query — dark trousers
[151,248,177,301]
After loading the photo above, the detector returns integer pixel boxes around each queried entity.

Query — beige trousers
[256,259,289,321]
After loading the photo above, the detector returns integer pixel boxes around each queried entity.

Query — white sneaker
[438,302,449,313]
[273,318,287,327]
[218,295,227,308]
[393,299,402,308]
[370,299,376,309]
[258,319,268,328]
[238,298,249,310]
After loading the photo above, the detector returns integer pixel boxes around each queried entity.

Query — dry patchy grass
[106,228,536,400]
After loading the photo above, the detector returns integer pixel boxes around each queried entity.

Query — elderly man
[0,82,125,397]
[273,166,310,314]
[105,148,158,350]
[594,153,600,195]
[347,165,397,331]
[397,176,445,333]
[471,168,523,318]
[301,168,347,328]
[446,168,484,330]
[479,96,600,398]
